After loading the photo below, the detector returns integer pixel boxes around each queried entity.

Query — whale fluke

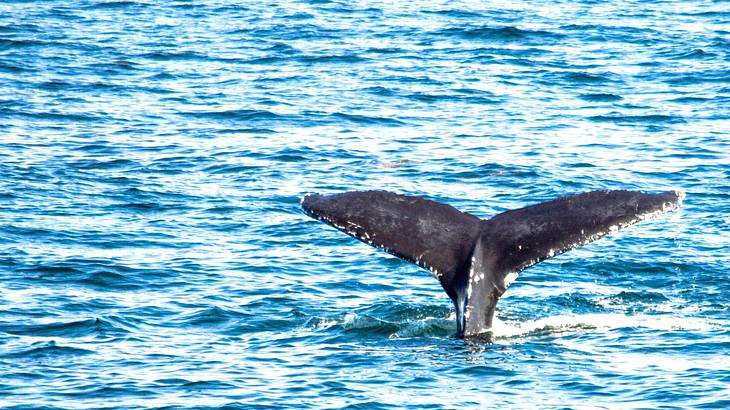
[301,190,684,338]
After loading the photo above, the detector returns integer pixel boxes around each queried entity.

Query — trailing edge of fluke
[301,190,684,338]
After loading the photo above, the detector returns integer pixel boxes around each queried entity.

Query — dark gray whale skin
[301,190,684,338]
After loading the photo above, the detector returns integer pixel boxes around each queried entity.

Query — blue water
[1,0,729,408]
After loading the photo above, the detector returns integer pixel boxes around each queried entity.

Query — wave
[72,158,138,170]
[666,71,730,85]
[330,112,405,126]
[180,306,246,326]
[0,317,129,338]
[0,62,33,73]
[181,109,284,121]
[14,258,168,290]
[422,9,485,18]
[0,38,53,50]
[437,26,565,42]
[406,92,500,105]
[139,50,214,62]
[671,96,714,103]
[589,113,685,124]
[562,71,617,84]
[366,47,406,54]
[578,93,623,102]
[1,341,93,359]
[297,54,368,64]
[666,49,717,60]
[232,23,344,40]
[82,0,146,9]
[0,24,42,34]
[0,108,105,122]
[608,290,670,303]
[153,377,236,390]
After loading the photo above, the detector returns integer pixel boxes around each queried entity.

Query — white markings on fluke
[466,263,475,299]
[426,264,441,280]
[503,271,518,289]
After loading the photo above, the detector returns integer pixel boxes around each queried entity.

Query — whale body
[301,190,684,338]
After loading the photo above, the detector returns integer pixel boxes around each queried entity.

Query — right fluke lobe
[483,189,685,279]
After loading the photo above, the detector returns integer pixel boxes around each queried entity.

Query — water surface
[1,0,729,408]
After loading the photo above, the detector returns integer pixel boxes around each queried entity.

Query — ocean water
[1,0,729,408]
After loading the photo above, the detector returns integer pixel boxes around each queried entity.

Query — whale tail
[301,190,684,338]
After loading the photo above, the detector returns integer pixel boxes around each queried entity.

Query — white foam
[491,313,721,339]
